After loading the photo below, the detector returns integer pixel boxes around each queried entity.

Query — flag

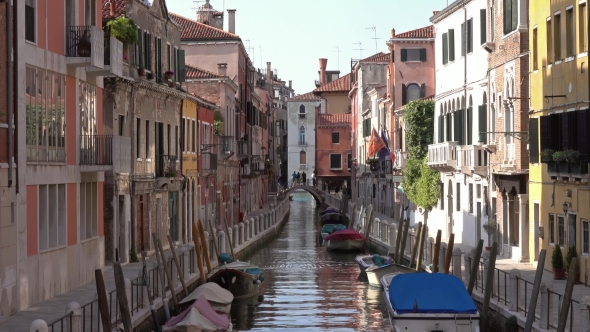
[368,128,386,157]
[379,128,396,164]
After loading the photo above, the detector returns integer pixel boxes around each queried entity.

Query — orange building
[315,113,352,191]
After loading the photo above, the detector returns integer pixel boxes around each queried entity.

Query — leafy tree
[214,110,224,135]
[404,99,435,160]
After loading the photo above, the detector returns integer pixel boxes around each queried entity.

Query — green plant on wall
[563,150,581,163]
[105,15,138,50]
[541,148,555,162]
[214,110,224,135]
[552,245,564,269]
[552,151,566,162]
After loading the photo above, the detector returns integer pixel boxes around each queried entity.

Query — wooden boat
[355,254,392,272]
[163,295,232,331]
[207,261,264,301]
[324,229,364,251]
[365,263,416,288]
[319,223,346,244]
[380,272,403,291]
[319,206,336,215]
[320,212,348,226]
[384,273,480,331]
[180,282,234,315]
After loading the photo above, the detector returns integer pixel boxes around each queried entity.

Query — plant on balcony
[165,70,175,80]
[563,149,581,163]
[105,15,138,52]
[551,245,566,279]
[552,151,566,162]
[541,149,554,163]
[76,29,92,57]
[482,217,498,251]
[164,167,177,178]
[214,110,224,135]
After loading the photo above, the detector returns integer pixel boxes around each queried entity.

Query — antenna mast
[333,46,343,70]
[244,39,254,65]
[353,42,365,59]
[366,26,380,53]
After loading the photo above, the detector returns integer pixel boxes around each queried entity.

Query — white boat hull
[355,254,389,272]
[366,264,416,288]
[326,239,363,251]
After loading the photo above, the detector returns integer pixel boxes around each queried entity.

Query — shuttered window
[529,118,539,164]
[446,113,452,142]
[539,115,551,158]
[419,48,426,61]
[503,0,518,35]
[330,154,342,169]
[454,110,464,145]
[438,115,444,143]
[420,84,426,98]
[467,18,473,53]
[478,105,487,144]
[480,9,487,44]
[448,29,455,61]
[461,23,466,56]
[402,84,407,105]
[442,33,448,64]
[401,49,407,62]
[177,49,186,82]
[466,107,473,145]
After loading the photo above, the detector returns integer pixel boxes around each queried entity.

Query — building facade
[287,92,321,183]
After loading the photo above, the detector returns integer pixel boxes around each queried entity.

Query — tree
[404,99,435,160]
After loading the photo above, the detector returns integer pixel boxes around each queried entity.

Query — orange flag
[368,128,386,157]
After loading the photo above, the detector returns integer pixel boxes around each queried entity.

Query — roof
[288,91,320,101]
[317,114,352,128]
[170,12,239,40]
[360,52,390,63]
[388,273,478,315]
[313,73,351,94]
[393,25,434,39]
[102,0,126,18]
[186,65,223,79]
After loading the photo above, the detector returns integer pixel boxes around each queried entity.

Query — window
[483,186,488,216]
[555,13,562,61]
[583,220,589,254]
[440,183,445,209]
[330,154,342,170]
[442,32,449,65]
[566,8,574,58]
[580,3,588,53]
[175,125,178,157]
[136,118,141,158]
[332,132,340,144]
[299,105,306,119]
[503,0,518,35]
[143,32,152,71]
[456,182,461,211]
[25,0,36,42]
[401,49,426,62]
[192,120,196,153]
[476,184,482,199]
[300,151,306,164]
[135,29,143,66]
[25,66,66,162]
[547,19,553,64]
[347,153,352,169]
[405,84,422,104]
[533,27,538,70]
[299,126,306,145]
[118,115,125,136]
[468,184,473,214]
[181,118,185,152]
[461,20,472,56]
[145,120,150,159]
[80,182,98,240]
[362,118,371,137]
[558,215,565,246]
[167,43,171,71]
[480,9,487,45]
[549,214,555,244]
[155,37,162,83]
[85,0,96,26]
[38,184,67,251]
[448,29,455,61]
[167,124,171,155]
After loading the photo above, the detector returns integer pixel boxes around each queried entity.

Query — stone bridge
[282,185,324,205]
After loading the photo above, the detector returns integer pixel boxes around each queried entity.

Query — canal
[230,190,390,331]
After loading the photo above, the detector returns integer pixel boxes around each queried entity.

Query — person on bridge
[292,171,297,187]
[312,172,316,187]
[302,171,307,185]
[296,172,301,184]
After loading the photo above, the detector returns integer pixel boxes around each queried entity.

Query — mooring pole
[467,239,484,295]
[481,242,498,330]
[525,249,547,332]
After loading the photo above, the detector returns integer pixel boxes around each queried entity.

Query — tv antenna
[259,46,263,69]
[192,0,205,11]
[366,26,380,53]
[244,39,254,64]
[333,46,343,70]
[353,42,365,59]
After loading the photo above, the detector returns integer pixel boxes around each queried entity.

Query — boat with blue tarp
[384,273,480,331]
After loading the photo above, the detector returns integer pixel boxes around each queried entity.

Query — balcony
[216,135,235,159]
[298,141,307,146]
[548,161,589,180]
[427,141,458,172]
[155,154,177,178]
[202,153,218,174]
[457,145,488,176]
[86,34,123,77]
[80,135,112,172]
[393,150,407,170]
[66,26,104,69]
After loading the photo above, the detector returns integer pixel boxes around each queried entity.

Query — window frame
[38,184,68,251]
[580,3,588,54]
[503,0,518,35]
[329,153,342,170]
[299,105,306,119]
[298,125,306,145]
[332,132,340,144]
[299,150,306,165]
[533,26,539,70]
[558,214,565,247]
[555,13,562,62]
[25,0,37,43]
[79,182,98,241]
[583,219,589,254]
[566,7,575,58]
[549,213,555,245]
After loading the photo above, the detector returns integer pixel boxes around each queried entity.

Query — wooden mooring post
[154,235,180,314]
[444,233,455,274]
[410,222,422,269]
[524,249,546,332]
[432,230,442,272]
[557,257,578,332]
[398,218,410,264]
[113,262,132,332]
[481,242,498,330]
[167,235,188,297]
[467,239,484,295]
[94,269,112,332]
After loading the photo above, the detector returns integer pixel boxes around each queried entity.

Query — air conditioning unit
[483,42,496,53]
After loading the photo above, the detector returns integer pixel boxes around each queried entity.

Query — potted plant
[553,151,569,173]
[165,70,175,80]
[541,149,554,163]
[482,217,498,251]
[565,245,580,283]
[105,15,138,52]
[552,245,566,279]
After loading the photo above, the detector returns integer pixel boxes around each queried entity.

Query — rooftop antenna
[366,26,380,53]
[333,46,343,70]
[353,42,365,59]
[192,0,205,11]
[244,39,254,64]
[259,46,263,69]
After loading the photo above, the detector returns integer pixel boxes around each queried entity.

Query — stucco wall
[287,101,320,178]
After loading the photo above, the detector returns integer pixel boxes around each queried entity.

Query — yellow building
[529,0,590,277]
[182,98,199,237]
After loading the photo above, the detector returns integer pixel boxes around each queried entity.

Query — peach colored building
[315,113,352,191]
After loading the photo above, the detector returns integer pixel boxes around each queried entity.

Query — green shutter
[454,110,463,145]
[504,0,511,34]
[446,113,452,141]
[468,18,473,53]
[402,84,407,105]
[478,105,487,144]
[480,9,487,45]
[448,29,455,61]
[467,107,473,145]
[442,33,448,64]
[461,23,466,56]
[438,115,444,143]
[419,48,426,62]
[529,118,539,164]
[177,49,185,82]
[401,49,407,62]
[420,84,426,98]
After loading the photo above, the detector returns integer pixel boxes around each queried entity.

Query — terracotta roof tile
[394,25,434,39]
[288,91,320,101]
[360,52,390,63]
[102,0,126,19]
[313,73,350,93]
[186,65,222,79]
[317,114,351,128]
[170,12,239,40]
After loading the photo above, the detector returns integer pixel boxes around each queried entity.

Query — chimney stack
[266,62,272,79]
[217,63,227,76]
[288,80,292,89]
[110,1,115,16]
[391,28,396,38]
[227,9,236,34]
[319,58,328,85]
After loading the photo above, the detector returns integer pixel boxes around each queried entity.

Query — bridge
[281,185,324,205]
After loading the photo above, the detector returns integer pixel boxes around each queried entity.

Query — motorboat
[319,223,346,244]
[365,263,416,288]
[319,206,337,215]
[207,260,264,301]
[384,273,480,331]
[180,282,234,315]
[355,254,392,272]
[163,295,232,331]
[324,229,364,251]
[380,272,402,291]
[320,212,349,226]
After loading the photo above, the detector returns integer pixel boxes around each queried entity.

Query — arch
[284,186,324,205]
[406,84,421,103]
[452,99,456,112]
[300,150,307,164]
[299,125,306,144]
[461,96,466,109]
[299,104,306,119]
[469,95,473,107]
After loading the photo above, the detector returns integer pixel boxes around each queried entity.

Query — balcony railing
[298,141,307,146]
[457,145,488,175]
[237,141,248,156]
[80,135,113,165]
[66,26,104,68]
[548,160,589,178]
[427,141,458,172]
[393,150,407,169]
[155,154,177,178]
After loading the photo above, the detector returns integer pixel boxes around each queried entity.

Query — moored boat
[163,295,232,331]
[180,282,234,315]
[207,260,264,301]
[320,212,348,226]
[355,254,393,272]
[319,223,346,244]
[384,273,480,331]
[365,263,416,288]
[380,272,402,291]
[324,229,364,251]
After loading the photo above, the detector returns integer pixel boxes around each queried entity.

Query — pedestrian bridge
[282,185,324,205]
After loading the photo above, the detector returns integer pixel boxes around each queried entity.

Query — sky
[165,0,451,95]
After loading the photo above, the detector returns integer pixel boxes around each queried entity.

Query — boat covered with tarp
[384,273,480,331]
[324,229,364,251]
[365,262,415,288]
[163,295,232,331]
[207,256,264,301]
[180,282,234,315]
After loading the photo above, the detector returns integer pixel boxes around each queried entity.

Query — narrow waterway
[230,190,390,331]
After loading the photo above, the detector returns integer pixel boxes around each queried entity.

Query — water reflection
[231,190,390,331]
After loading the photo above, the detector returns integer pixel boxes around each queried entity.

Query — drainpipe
[7,0,13,188]
[463,0,467,144]
[130,83,137,252]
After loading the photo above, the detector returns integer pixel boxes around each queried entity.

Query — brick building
[315,113,352,192]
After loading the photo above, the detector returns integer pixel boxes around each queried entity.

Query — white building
[427,0,491,247]
[286,92,321,184]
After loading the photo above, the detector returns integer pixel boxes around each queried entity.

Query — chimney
[266,62,272,80]
[391,28,396,38]
[227,9,236,34]
[288,80,292,89]
[217,63,227,76]
[319,58,327,85]
[110,1,115,16]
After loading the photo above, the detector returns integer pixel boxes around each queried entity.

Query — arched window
[406,84,421,103]
[300,151,307,164]
[299,105,306,119]
[299,126,306,145]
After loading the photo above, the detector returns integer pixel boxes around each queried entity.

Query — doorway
[533,203,540,260]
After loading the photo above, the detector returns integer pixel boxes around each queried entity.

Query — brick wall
[185,81,221,106]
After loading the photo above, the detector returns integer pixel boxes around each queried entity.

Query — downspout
[130,83,136,252]
[463,0,468,144]
[7,0,13,188]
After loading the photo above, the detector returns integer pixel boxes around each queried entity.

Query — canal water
[230,190,390,331]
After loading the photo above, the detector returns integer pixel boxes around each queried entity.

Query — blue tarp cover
[388,273,478,314]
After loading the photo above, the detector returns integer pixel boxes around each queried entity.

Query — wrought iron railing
[80,135,113,165]
[66,26,93,57]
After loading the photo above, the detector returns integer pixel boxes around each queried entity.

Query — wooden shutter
[549,113,560,151]
[401,49,407,62]
[454,110,463,145]
[468,18,473,53]
[561,112,570,149]
[402,84,407,105]
[177,49,186,82]
[529,118,539,164]
[446,113,452,141]
[461,23,466,56]
[442,33,448,64]
[480,9,486,44]
[136,28,142,66]
[467,107,473,145]
[511,0,518,31]
[448,29,455,61]
[438,115,444,143]
[478,105,487,144]
[419,48,426,62]
[420,84,426,98]
[539,115,551,152]
[577,109,589,160]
